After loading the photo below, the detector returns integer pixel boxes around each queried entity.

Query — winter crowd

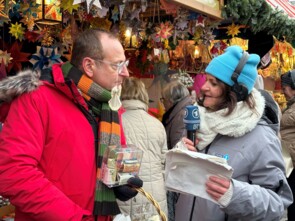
[0,29,294,221]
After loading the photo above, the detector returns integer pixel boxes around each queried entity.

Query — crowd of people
[0,28,294,221]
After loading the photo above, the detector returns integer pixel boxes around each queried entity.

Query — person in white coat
[118,77,168,221]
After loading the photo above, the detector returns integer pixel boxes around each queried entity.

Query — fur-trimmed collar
[0,69,41,103]
[196,88,265,150]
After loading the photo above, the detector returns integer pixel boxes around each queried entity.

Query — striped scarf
[61,62,121,216]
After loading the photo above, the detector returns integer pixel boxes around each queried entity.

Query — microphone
[183,105,200,145]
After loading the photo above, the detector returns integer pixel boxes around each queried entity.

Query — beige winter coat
[118,99,168,221]
[281,97,295,166]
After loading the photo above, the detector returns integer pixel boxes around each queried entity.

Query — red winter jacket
[0,65,96,220]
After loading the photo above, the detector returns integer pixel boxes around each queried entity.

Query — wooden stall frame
[169,0,224,20]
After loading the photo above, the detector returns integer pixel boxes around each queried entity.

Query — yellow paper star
[9,22,25,41]
[61,0,79,14]
[226,23,241,38]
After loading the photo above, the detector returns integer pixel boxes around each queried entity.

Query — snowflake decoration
[30,46,62,70]
[9,22,25,41]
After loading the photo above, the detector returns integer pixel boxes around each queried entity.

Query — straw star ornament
[226,23,241,38]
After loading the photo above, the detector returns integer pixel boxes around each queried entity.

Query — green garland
[222,0,295,43]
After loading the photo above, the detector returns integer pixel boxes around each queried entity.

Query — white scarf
[196,88,265,150]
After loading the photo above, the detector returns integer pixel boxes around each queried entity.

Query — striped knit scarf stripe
[62,62,121,216]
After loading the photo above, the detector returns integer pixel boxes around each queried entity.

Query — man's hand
[113,177,143,201]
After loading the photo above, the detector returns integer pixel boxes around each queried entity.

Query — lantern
[36,0,62,25]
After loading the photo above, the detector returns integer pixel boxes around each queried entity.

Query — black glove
[113,177,143,201]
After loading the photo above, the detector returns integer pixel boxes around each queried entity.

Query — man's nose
[119,66,129,77]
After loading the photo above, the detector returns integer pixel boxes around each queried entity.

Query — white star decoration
[73,0,102,13]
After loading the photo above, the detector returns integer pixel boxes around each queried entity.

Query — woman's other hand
[206,176,230,201]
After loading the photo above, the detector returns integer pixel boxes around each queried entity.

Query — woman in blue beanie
[175,45,293,221]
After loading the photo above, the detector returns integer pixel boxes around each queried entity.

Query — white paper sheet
[165,148,233,203]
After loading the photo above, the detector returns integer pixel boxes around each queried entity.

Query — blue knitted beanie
[205,45,260,94]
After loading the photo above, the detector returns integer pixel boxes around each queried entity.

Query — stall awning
[266,0,295,18]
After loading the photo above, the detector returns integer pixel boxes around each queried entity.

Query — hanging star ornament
[111,6,119,22]
[20,15,36,31]
[226,23,241,38]
[196,15,206,27]
[30,46,62,70]
[25,31,41,43]
[201,27,215,46]
[7,42,30,73]
[73,0,101,13]
[154,21,174,41]
[20,2,41,18]
[130,8,141,20]
[9,22,25,41]
[61,0,79,14]
[0,50,12,66]
[176,20,188,31]
[0,0,9,19]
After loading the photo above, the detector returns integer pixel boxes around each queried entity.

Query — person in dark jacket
[280,70,295,221]
[161,80,193,221]
[0,29,142,221]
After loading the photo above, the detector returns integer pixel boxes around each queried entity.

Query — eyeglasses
[96,59,129,75]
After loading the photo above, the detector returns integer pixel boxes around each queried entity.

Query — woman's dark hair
[198,78,256,116]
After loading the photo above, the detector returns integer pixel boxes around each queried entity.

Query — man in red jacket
[0,29,142,221]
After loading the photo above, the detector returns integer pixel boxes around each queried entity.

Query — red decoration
[7,42,30,73]
[25,31,41,43]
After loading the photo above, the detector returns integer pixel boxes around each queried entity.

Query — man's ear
[82,57,94,78]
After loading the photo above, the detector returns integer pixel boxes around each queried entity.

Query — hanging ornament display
[226,23,241,38]
[60,0,79,14]
[154,21,174,42]
[0,50,12,66]
[9,22,25,41]
[196,15,206,27]
[0,0,9,19]
[201,27,215,46]
[30,46,62,70]
[20,1,40,18]
[210,40,227,57]
[111,6,119,22]
[20,15,36,31]
[7,42,30,73]
[73,0,102,13]
[160,0,179,16]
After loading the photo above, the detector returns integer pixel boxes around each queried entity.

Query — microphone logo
[192,108,199,119]
[183,105,200,131]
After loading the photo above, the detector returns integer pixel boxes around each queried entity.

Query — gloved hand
[113,177,143,201]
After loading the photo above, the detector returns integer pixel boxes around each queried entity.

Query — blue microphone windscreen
[183,105,200,131]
